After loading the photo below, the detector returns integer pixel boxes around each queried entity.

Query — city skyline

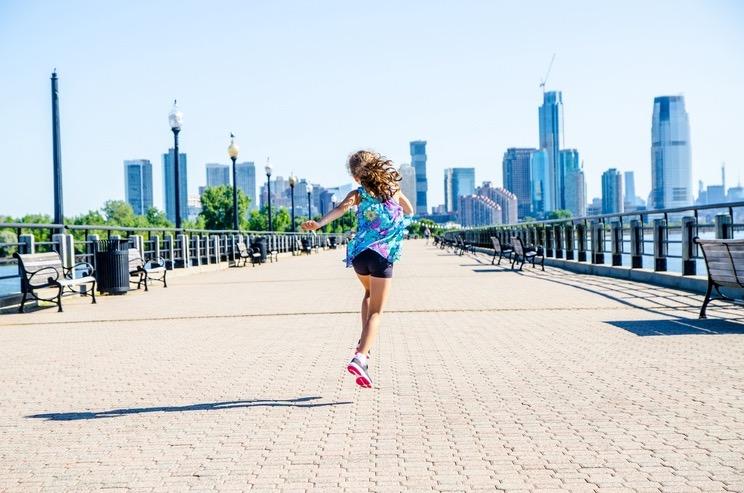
[1,1,743,217]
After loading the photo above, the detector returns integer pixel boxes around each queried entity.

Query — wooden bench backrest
[15,252,64,289]
[511,237,525,256]
[128,248,144,270]
[697,239,744,288]
[237,242,248,255]
[490,236,502,252]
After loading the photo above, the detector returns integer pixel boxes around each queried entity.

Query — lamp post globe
[168,100,183,229]
[228,133,240,231]
[265,158,273,232]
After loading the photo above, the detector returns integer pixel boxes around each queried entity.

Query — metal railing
[0,223,346,298]
[443,201,744,276]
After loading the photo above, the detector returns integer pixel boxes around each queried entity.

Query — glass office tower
[651,95,692,209]
[124,159,153,215]
[410,140,428,215]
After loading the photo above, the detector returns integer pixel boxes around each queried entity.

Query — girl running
[301,150,413,388]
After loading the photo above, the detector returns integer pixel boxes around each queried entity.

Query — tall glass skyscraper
[651,95,692,209]
[560,150,585,217]
[398,163,417,214]
[539,91,564,211]
[529,149,550,217]
[410,140,428,215]
[206,163,229,188]
[444,167,475,213]
[163,148,188,224]
[124,159,153,215]
[601,168,623,214]
[502,148,536,219]
[236,162,257,210]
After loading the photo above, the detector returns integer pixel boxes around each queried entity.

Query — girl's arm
[396,191,414,215]
[300,191,358,231]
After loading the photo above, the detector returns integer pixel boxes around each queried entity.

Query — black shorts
[352,249,394,278]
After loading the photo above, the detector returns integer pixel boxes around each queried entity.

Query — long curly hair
[347,150,402,201]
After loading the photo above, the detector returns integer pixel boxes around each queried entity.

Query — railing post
[554,224,563,259]
[164,234,175,269]
[564,223,574,260]
[130,234,144,258]
[18,234,35,254]
[85,234,98,268]
[576,223,587,262]
[715,213,733,239]
[211,235,220,264]
[681,216,697,276]
[653,218,668,272]
[202,235,211,264]
[630,219,643,268]
[151,234,161,260]
[178,233,190,268]
[52,233,72,269]
[591,222,604,264]
[544,226,553,257]
[611,221,622,266]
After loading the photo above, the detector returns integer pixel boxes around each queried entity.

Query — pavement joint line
[0,305,638,327]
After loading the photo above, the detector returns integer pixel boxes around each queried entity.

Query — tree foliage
[199,185,251,230]
[546,209,573,220]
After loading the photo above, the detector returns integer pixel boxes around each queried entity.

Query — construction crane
[539,53,556,93]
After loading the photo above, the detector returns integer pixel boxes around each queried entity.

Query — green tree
[102,200,137,226]
[546,209,572,220]
[145,207,173,228]
[0,230,17,256]
[272,208,291,232]
[199,185,250,230]
[247,208,268,231]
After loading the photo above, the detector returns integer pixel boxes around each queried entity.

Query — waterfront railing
[445,201,744,276]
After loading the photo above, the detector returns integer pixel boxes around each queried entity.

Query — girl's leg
[357,276,392,356]
[356,274,371,351]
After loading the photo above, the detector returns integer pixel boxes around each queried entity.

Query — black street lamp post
[265,159,273,232]
[306,183,313,221]
[228,133,240,231]
[50,71,64,231]
[168,100,183,229]
[288,174,298,233]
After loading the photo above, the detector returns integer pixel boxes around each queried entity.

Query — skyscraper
[444,167,475,213]
[124,159,153,215]
[206,163,229,188]
[651,95,692,209]
[163,148,188,224]
[477,182,518,224]
[539,91,563,211]
[235,162,257,210]
[502,148,536,219]
[530,149,550,217]
[560,149,584,216]
[398,163,417,214]
[458,195,501,227]
[410,140,428,215]
[601,168,623,214]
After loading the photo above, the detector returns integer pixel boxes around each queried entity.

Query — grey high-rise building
[503,148,536,219]
[410,140,428,215]
[163,148,188,224]
[444,167,475,213]
[651,95,692,209]
[124,159,153,215]
[398,163,417,214]
[601,168,623,214]
[539,91,564,211]
[236,162,257,210]
[560,150,585,218]
[206,163,229,188]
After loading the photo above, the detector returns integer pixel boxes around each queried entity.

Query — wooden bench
[510,236,545,271]
[236,242,262,267]
[490,236,513,265]
[13,251,96,313]
[695,238,744,318]
[128,248,167,291]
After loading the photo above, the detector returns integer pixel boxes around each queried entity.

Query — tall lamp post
[306,183,314,220]
[329,193,338,232]
[50,71,64,231]
[288,173,298,232]
[264,159,273,231]
[227,133,240,231]
[168,100,184,229]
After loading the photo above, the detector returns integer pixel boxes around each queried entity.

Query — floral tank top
[345,186,412,267]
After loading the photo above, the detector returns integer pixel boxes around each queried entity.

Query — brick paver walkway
[1,241,743,492]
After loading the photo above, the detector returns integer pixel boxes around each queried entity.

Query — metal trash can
[328,236,337,249]
[251,237,267,263]
[95,240,129,295]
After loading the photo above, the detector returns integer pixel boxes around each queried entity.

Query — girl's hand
[301,220,321,231]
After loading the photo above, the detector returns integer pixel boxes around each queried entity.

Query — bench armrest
[27,266,60,287]
[65,262,95,279]
[144,257,166,270]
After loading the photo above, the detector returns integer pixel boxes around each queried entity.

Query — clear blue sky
[1,0,743,217]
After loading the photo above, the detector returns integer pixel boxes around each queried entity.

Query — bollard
[591,222,605,264]
[18,234,35,255]
[544,226,554,257]
[715,213,733,239]
[629,219,643,268]
[653,218,668,271]
[564,223,574,260]
[554,224,563,259]
[681,216,697,276]
[611,221,622,266]
[576,223,587,262]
